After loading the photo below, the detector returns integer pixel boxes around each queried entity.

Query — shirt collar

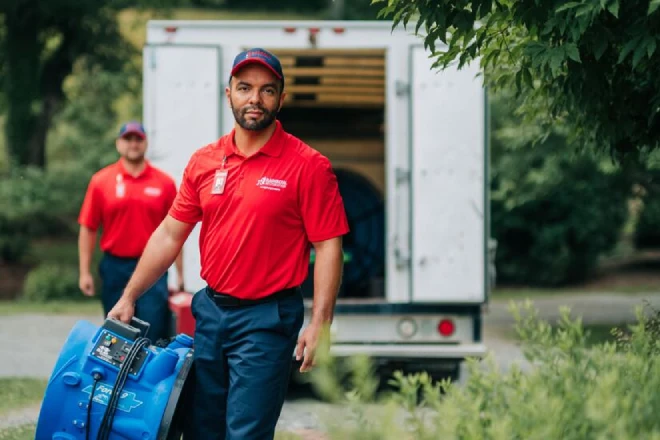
[117,159,152,179]
[222,120,285,158]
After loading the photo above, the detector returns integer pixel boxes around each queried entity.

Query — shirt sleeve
[299,156,350,243]
[164,177,178,211]
[78,175,103,230]
[168,157,203,224]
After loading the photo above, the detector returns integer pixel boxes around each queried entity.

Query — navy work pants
[99,253,171,342]
[185,287,304,440]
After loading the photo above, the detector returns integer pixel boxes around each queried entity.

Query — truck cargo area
[272,48,387,300]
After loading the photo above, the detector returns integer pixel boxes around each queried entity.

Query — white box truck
[143,20,490,380]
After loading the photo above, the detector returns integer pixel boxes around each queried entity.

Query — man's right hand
[107,298,135,324]
[79,273,95,297]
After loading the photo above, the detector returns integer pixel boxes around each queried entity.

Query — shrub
[22,264,82,302]
[492,157,630,286]
[489,89,631,286]
[634,190,660,249]
[307,301,660,439]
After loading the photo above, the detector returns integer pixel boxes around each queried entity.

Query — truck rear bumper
[327,343,487,359]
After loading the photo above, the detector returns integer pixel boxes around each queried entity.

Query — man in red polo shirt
[107,48,349,439]
[78,121,183,343]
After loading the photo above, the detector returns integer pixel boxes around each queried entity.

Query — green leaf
[523,68,534,89]
[593,37,608,61]
[648,38,657,58]
[607,0,619,17]
[549,50,565,76]
[617,39,637,64]
[555,2,582,13]
[632,44,647,69]
[565,44,581,63]
[649,0,660,15]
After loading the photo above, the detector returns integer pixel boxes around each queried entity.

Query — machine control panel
[91,330,148,375]
[90,319,150,375]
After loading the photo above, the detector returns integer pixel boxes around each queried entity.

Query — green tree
[0,0,187,169]
[375,0,660,161]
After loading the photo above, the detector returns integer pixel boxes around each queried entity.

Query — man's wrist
[121,289,139,304]
[310,310,333,326]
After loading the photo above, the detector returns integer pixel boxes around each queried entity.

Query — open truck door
[408,45,488,304]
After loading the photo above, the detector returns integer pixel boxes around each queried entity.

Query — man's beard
[230,99,279,131]
[124,151,145,163]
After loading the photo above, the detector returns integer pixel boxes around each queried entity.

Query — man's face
[226,64,286,131]
[116,134,147,163]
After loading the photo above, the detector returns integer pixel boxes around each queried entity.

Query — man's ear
[278,92,287,111]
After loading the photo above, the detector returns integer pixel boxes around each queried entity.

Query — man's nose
[248,89,262,104]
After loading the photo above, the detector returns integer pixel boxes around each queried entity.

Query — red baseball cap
[118,121,146,139]
[230,48,285,87]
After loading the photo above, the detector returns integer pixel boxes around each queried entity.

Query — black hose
[85,374,101,440]
[97,337,151,440]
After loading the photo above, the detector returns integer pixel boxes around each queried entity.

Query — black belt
[205,286,300,307]
[104,252,140,261]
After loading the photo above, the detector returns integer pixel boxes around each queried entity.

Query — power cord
[85,372,102,440]
[97,337,151,440]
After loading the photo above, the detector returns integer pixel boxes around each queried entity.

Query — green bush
[634,187,660,249]
[0,215,30,263]
[489,89,631,286]
[492,157,630,286]
[22,264,82,302]
[308,301,660,439]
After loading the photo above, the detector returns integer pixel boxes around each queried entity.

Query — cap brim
[231,59,282,79]
[120,130,146,139]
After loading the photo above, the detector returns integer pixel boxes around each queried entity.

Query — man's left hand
[295,322,322,373]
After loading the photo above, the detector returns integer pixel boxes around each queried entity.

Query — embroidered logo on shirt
[256,177,287,191]
[144,187,162,197]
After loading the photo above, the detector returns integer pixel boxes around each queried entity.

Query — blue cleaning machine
[35,317,195,440]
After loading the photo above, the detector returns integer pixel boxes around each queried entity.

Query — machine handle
[130,317,151,339]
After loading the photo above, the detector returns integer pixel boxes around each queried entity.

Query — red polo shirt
[169,120,350,299]
[78,160,178,258]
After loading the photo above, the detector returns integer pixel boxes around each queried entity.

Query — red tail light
[283,27,297,33]
[438,319,455,337]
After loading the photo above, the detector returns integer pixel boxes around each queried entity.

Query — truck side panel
[409,46,486,303]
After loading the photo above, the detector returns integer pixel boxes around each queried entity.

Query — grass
[0,424,36,440]
[0,378,47,417]
[582,323,630,347]
[0,299,102,316]
[492,284,660,300]
[504,322,631,348]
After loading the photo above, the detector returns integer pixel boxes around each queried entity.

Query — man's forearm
[78,227,96,275]
[175,249,184,288]
[310,240,343,325]
[122,223,184,303]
